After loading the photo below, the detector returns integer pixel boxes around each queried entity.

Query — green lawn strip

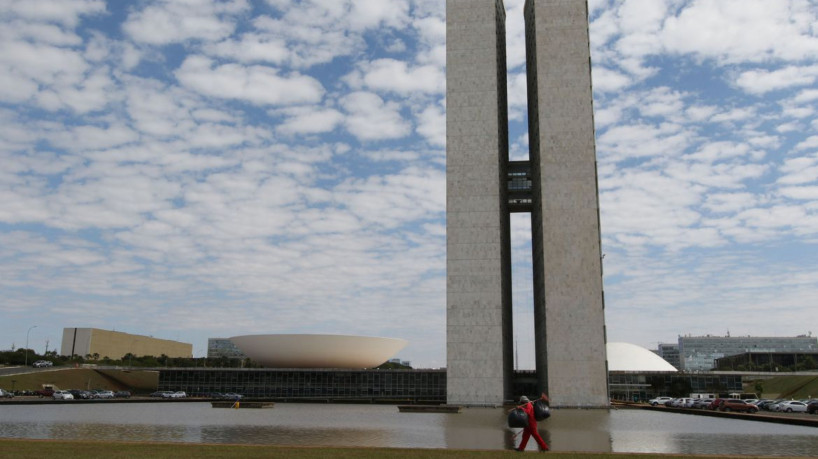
[756,375,818,399]
[0,439,799,459]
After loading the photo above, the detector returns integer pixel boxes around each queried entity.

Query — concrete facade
[60,328,193,360]
[446,0,513,406]
[525,0,608,407]
[446,0,608,407]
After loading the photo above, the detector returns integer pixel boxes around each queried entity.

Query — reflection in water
[0,403,816,455]
[540,409,613,452]
[608,410,818,457]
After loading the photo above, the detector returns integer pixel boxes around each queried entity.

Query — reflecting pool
[0,403,816,455]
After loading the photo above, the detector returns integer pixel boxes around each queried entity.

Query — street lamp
[25,325,37,367]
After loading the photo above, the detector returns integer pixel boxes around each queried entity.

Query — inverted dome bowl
[228,334,408,369]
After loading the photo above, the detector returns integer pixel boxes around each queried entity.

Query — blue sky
[1,0,817,368]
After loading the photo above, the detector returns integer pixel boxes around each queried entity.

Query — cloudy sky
[1,0,817,368]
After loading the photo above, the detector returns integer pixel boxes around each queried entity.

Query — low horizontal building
[715,351,818,371]
[678,335,817,371]
[61,328,192,360]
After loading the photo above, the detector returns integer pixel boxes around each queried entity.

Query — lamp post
[25,325,37,367]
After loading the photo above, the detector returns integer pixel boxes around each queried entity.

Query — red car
[719,399,758,413]
[708,398,725,410]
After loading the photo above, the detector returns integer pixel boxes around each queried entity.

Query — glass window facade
[207,338,246,360]
[608,373,743,402]
[678,336,818,371]
[158,368,447,403]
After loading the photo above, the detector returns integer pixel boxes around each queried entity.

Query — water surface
[1,403,816,455]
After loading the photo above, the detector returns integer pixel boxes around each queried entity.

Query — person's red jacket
[520,401,537,429]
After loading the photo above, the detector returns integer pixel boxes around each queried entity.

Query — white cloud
[734,65,818,95]
[122,0,248,45]
[597,122,692,163]
[204,34,289,64]
[661,0,818,64]
[175,56,324,106]
[49,123,139,151]
[352,58,444,95]
[795,135,818,151]
[702,192,758,214]
[276,106,344,136]
[0,0,106,27]
[340,91,411,141]
[778,185,818,200]
[592,66,633,93]
[415,102,445,147]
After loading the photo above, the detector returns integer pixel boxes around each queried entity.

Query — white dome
[607,342,677,372]
[229,334,408,369]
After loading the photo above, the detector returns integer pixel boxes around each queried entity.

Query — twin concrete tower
[446,0,608,407]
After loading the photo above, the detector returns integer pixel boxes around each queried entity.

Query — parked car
[807,401,818,414]
[718,399,758,413]
[168,391,187,398]
[32,360,53,368]
[68,389,94,400]
[755,400,774,410]
[692,398,713,409]
[52,390,74,400]
[671,398,694,408]
[35,388,55,397]
[649,396,673,406]
[708,398,725,410]
[114,391,131,398]
[223,393,243,400]
[0,389,14,399]
[95,390,115,399]
[764,399,785,411]
[776,401,808,413]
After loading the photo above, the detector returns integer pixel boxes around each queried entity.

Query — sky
[1,0,817,369]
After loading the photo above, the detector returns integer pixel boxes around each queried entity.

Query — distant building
[60,328,192,360]
[715,351,818,371]
[656,343,680,370]
[678,335,818,371]
[207,338,246,360]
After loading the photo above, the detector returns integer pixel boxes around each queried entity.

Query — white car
[649,396,673,406]
[52,390,74,400]
[95,390,115,399]
[671,397,694,408]
[692,398,713,409]
[169,391,187,398]
[776,401,808,413]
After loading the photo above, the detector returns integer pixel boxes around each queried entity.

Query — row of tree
[0,348,257,368]
[0,348,413,370]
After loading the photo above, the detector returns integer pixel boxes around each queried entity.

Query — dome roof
[229,334,408,369]
[607,342,677,372]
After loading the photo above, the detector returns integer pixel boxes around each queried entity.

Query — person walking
[514,393,550,452]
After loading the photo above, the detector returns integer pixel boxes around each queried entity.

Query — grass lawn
[753,375,818,399]
[0,439,801,459]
